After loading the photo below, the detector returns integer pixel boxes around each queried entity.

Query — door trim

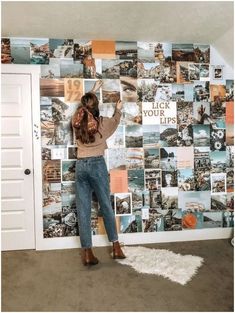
[2,65,42,250]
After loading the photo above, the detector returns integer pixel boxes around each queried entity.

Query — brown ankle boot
[112,241,126,259]
[82,248,99,266]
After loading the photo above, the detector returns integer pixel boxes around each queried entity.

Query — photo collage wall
[1,38,234,238]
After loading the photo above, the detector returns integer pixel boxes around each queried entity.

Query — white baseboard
[36,228,234,251]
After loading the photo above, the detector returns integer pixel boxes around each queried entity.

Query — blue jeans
[75,156,118,248]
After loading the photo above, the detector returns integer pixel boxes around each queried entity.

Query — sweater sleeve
[102,108,122,139]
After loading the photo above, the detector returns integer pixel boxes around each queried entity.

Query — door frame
[2,64,43,250]
[1,64,233,251]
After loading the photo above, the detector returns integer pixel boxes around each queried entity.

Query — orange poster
[92,40,116,59]
[98,216,120,234]
[226,101,234,124]
[64,78,83,103]
[110,169,128,193]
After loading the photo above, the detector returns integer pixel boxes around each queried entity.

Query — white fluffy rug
[115,246,204,285]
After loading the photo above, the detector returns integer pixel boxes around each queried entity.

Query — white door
[1,73,35,250]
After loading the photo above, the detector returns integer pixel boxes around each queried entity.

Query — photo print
[172,44,195,62]
[52,98,77,145]
[42,160,61,183]
[102,59,120,79]
[193,125,210,146]
[128,169,144,209]
[193,44,210,63]
[137,42,156,62]
[226,167,234,192]
[210,84,226,102]
[137,60,161,80]
[42,147,51,160]
[120,215,142,233]
[61,182,78,236]
[160,147,177,171]
[142,208,164,232]
[193,80,210,101]
[108,148,127,170]
[159,124,177,147]
[155,84,172,101]
[10,37,31,64]
[160,59,177,83]
[49,39,74,58]
[161,187,178,210]
[212,65,224,80]
[145,169,161,191]
[107,125,125,148]
[126,148,144,170]
[162,170,178,187]
[144,148,160,168]
[188,63,200,81]
[84,79,101,100]
[182,210,203,230]
[178,124,193,146]
[172,84,184,101]
[1,38,13,63]
[211,173,226,194]
[226,146,234,168]
[178,191,211,211]
[114,193,132,216]
[73,40,92,61]
[142,125,160,148]
[62,160,76,182]
[210,128,226,151]
[120,77,138,102]
[200,64,210,81]
[142,190,150,207]
[210,150,226,173]
[226,80,234,101]
[226,193,234,211]
[43,183,63,238]
[222,211,234,228]
[41,63,60,79]
[149,191,162,209]
[203,212,223,228]
[163,209,182,231]
[40,79,65,97]
[51,146,67,160]
[137,79,158,102]
[115,41,137,59]
[120,59,137,78]
[176,62,190,84]
[178,168,195,191]
[102,79,121,103]
[211,194,227,211]
[30,38,50,64]
[123,102,142,125]
[193,102,211,124]
[125,125,143,148]
[68,146,78,159]
[60,58,83,78]
[99,102,115,118]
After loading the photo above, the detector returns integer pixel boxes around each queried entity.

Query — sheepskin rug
[115,246,204,285]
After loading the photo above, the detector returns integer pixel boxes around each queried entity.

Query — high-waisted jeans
[75,156,118,248]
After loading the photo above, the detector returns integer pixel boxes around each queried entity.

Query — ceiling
[1,1,234,66]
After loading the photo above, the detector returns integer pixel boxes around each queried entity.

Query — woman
[72,81,126,266]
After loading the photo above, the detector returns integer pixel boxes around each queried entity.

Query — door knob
[24,169,31,175]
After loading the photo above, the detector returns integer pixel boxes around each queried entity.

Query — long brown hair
[73,92,102,144]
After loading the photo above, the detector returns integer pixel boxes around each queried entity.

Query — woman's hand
[91,79,103,93]
[116,100,123,110]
